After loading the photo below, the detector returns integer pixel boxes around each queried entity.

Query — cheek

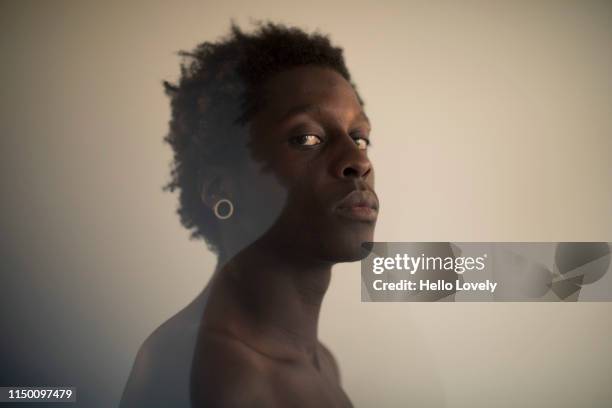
[255,153,324,211]
[234,161,289,238]
[237,144,334,234]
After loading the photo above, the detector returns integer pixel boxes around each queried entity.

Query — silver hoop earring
[213,199,234,220]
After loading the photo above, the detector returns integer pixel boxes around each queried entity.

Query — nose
[332,136,373,180]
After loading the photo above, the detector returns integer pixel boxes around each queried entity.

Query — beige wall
[1,0,611,406]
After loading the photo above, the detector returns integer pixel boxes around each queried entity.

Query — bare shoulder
[190,330,279,408]
[318,341,342,384]
[120,298,205,407]
[120,330,186,407]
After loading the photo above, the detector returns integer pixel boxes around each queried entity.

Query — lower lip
[335,206,378,222]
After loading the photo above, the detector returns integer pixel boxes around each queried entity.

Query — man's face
[235,66,378,263]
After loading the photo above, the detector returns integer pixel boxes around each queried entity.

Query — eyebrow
[279,103,321,121]
[279,103,371,125]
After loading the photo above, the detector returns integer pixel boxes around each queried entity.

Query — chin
[333,248,372,263]
[319,225,376,263]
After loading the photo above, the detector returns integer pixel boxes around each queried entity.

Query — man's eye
[291,134,322,147]
[353,137,370,150]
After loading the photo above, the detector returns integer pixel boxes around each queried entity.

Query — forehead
[256,66,364,122]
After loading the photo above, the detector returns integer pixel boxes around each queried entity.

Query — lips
[334,190,379,222]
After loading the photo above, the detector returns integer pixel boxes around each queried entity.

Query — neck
[207,240,333,357]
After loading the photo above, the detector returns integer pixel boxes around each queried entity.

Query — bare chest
[270,365,353,408]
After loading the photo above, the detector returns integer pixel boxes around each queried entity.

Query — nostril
[343,167,360,178]
[341,164,371,179]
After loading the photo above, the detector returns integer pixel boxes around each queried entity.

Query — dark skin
[120,66,378,408]
[192,66,378,407]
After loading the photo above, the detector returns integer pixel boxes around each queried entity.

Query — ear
[199,167,235,210]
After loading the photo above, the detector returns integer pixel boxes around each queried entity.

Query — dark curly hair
[163,21,362,254]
